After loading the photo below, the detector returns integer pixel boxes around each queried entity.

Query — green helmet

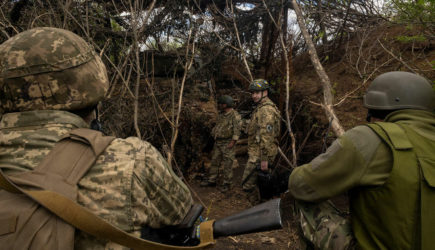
[0,27,109,112]
[249,79,270,91]
[363,71,434,111]
[218,95,234,108]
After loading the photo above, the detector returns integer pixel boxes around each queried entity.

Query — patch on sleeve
[266,124,273,132]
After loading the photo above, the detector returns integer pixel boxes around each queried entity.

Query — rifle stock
[141,198,283,246]
[211,198,282,238]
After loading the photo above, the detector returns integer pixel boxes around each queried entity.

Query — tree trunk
[279,5,290,113]
[291,0,344,136]
[257,10,279,79]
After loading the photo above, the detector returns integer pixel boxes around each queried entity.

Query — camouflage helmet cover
[0,27,109,112]
[218,95,234,107]
[363,71,434,111]
[249,79,270,91]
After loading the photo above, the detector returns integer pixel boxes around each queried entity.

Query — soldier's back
[0,110,193,249]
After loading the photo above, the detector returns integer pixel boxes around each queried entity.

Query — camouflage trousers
[241,155,259,204]
[208,140,234,186]
[295,200,355,250]
[241,154,274,205]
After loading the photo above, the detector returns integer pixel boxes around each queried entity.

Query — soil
[182,23,434,249]
[97,23,433,249]
[187,156,301,250]
[187,156,350,250]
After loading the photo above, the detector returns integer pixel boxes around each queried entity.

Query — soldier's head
[249,79,269,103]
[363,71,434,121]
[217,95,234,110]
[0,27,108,121]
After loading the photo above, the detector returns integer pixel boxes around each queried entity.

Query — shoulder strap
[255,101,279,116]
[36,128,115,184]
[0,129,215,249]
[366,122,413,150]
[1,128,115,199]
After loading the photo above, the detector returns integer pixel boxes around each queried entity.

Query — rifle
[239,109,253,120]
[242,162,292,201]
[141,198,282,246]
[257,165,292,200]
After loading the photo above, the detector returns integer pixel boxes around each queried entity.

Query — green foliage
[270,80,277,87]
[387,0,434,44]
[110,19,122,31]
[395,35,427,43]
[315,31,325,40]
[388,0,435,26]
[331,82,338,96]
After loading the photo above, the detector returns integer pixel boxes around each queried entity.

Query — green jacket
[289,109,435,249]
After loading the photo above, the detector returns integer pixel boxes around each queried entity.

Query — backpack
[0,128,114,249]
[0,128,216,250]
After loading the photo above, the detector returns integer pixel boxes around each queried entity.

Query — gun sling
[0,128,215,250]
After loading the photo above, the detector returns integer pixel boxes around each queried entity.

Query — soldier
[0,27,193,249]
[201,95,241,193]
[242,79,281,205]
[288,72,435,249]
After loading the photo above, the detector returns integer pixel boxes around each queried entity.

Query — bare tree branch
[130,0,157,138]
[262,0,297,166]
[229,0,253,82]
[168,26,196,167]
[291,0,345,137]
[377,38,418,74]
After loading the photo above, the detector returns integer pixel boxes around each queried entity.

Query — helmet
[0,27,109,112]
[249,79,270,91]
[218,95,234,108]
[363,71,434,111]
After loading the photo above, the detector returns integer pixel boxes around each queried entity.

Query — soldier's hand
[227,140,236,149]
[260,161,268,171]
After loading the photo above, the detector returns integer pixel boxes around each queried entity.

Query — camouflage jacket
[212,109,241,141]
[247,97,281,162]
[0,110,193,250]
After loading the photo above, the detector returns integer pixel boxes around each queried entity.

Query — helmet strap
[367,109,394,122]
[259,90,267,102]
[366,110,372,122]
[90,107,103,132]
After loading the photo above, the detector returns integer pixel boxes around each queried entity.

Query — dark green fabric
[289,110,435,203]
[288,125,391,202]
[288,109,435,250]
[352,119,435,250]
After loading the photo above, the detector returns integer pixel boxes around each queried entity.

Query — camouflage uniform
[0,28,107,112]
[0,27,193,249]
[295,200,354,250]
[207,109,241,186]
[0,111,193,249]
[288,109,435,250]
[242,97,280,204]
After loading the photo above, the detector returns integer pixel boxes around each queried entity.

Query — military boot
[243,188,260,206]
